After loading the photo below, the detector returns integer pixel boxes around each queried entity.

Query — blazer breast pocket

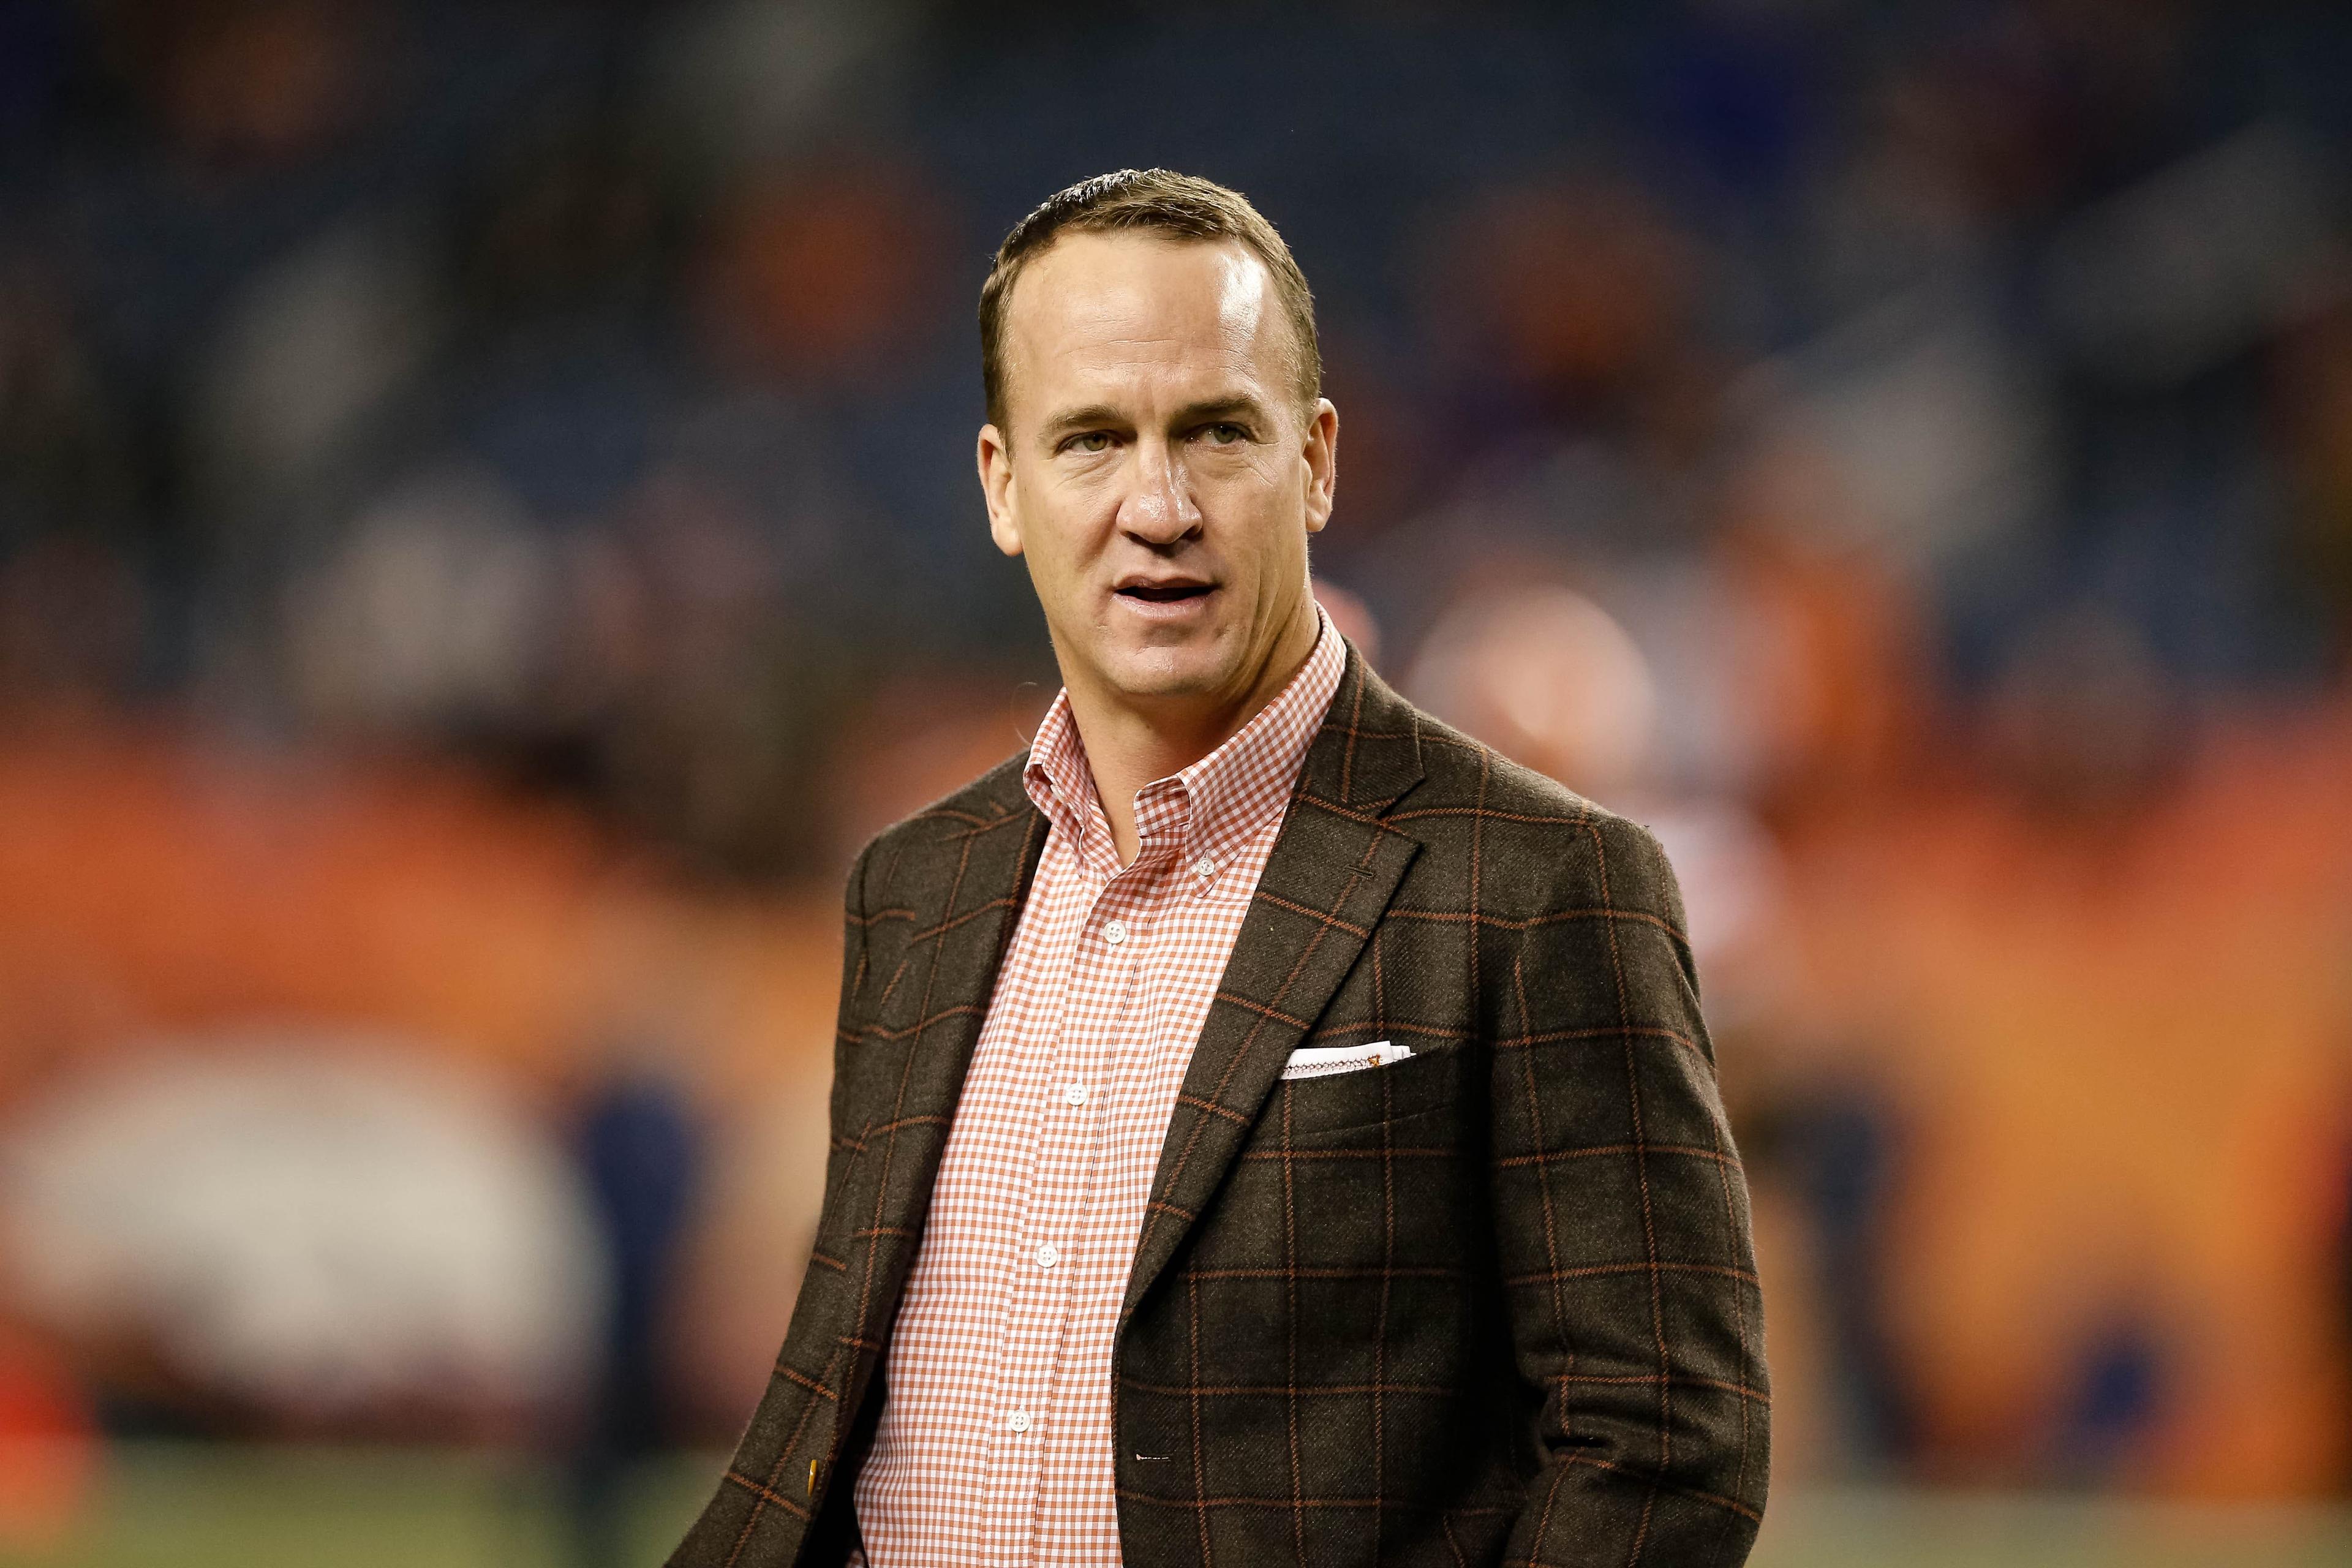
[1269,1041,1466,1143]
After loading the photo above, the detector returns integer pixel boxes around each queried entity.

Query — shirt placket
[1102,791,1198,1261]
[1058,790,1193,1566]
[985,812,1143,1566]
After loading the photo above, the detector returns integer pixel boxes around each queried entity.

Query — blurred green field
[0,1444,710,1568]
[4,1444,2350,1567]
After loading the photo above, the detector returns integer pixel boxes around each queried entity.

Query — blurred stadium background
[2,1,2351,1563]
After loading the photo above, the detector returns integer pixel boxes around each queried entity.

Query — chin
[1099,643,1234,702]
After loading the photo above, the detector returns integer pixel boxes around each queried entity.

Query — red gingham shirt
[851,609,1345,1567]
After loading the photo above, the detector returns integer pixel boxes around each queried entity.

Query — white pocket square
[1280,1040,1414,1081]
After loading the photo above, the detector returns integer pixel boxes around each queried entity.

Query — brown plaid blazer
[670,643,1769,1568]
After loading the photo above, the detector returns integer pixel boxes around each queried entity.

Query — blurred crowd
[4,0,2352,1547]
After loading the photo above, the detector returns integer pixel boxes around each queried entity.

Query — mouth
[1114,577,1216,606]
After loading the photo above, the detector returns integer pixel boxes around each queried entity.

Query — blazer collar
[1286,635,1425,819]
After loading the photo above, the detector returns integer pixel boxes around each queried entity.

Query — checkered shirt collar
[1023,605,1344,872]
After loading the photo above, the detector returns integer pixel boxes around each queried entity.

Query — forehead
[1000,232,1287,421]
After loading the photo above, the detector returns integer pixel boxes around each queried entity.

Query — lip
[1110,575,1219,621]
[1113,573,1215,593]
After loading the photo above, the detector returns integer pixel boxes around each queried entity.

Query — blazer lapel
[1121,644,1427,1326]
[842,766,1046,1369]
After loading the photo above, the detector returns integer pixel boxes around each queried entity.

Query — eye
[1200,423,1248,446]
[1063,431,1114,454]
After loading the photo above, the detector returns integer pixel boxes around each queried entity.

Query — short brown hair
[978,168,1321,433]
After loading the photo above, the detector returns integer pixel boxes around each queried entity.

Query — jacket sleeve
[667,839,878,1568]
[1491,813,1770,1566]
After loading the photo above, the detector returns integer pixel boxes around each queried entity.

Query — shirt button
[1192,855,1217,878]
[1102,919,1127,946]
[1064,1082,1088,1107]
[1035,1242,1061,1270]
[1006,1408,1031,1433]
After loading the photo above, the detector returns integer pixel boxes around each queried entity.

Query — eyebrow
[1037,394,1275,448]
[1172,394,1273,428]
[1039,404,1127,446]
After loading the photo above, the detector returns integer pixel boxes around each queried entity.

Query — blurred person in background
[669,169,1768,1568]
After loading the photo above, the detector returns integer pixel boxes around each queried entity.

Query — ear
[1300,398,1338,535]
[978,423,1022,557]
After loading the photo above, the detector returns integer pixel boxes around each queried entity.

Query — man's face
[978,233,1336,718]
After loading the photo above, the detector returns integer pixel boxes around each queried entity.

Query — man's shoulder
[1388,704,1681,919]
[1398,704,1645,840]
[850,749,1038,875]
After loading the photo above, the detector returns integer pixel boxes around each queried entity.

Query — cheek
[1017,505,1099,605]
[1200,453,1287,527]
[1218,468,1304,571]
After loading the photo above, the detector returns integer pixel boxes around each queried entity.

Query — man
[671,170,1768,1568]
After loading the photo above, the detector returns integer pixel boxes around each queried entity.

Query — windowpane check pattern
[852,612,1346,1567]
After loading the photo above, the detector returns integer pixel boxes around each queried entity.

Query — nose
[1116,437,1202,548]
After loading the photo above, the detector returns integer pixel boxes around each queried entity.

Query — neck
[1062,599,1322,867]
